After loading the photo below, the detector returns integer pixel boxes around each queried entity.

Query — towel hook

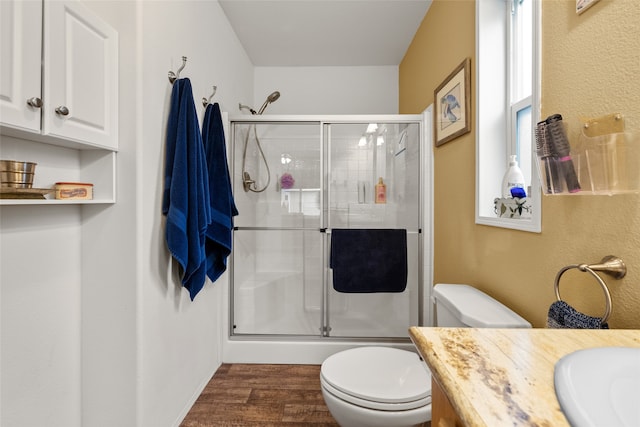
[553,256,625,324]
[168,56,187,83]
[202,86,217,107]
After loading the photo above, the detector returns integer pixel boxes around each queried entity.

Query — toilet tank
[433,284,531,328]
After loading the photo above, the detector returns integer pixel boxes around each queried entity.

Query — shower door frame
[225,114,432,351]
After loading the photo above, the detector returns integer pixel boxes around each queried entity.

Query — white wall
[253,66,399,115]
[1,204,83,427]
[138,1,253,426]
[79,1,139,426]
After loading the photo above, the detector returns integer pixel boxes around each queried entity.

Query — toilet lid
[321,347,431,405]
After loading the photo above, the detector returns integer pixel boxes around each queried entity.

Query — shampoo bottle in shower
[375,177,387,204]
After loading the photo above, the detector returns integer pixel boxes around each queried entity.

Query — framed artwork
[576,0,600,14]
[434,58,471,147]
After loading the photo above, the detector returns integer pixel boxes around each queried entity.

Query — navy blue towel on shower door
[330,229,407,293]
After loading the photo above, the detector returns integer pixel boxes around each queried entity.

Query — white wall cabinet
[0,0,43,134]
[43,0,118,149]
[0,0,118,205]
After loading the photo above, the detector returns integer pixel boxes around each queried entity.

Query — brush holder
[536,118,640,196]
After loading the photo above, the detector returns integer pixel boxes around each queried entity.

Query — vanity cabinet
[432,377,464,427]
[0,0,118,205]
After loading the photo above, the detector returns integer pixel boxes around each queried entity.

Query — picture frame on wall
[434,58,471,147]
[576,0,600,14]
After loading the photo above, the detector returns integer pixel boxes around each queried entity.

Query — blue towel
[202,102,238,282]
[547,300,609,329]
[162,78,212,300]
[330,229,407,293]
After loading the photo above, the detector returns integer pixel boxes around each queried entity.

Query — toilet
[320,283,532,427]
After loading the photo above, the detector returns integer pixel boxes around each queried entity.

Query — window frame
[475,0,541,233]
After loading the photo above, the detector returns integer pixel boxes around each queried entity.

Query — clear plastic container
[537,131,640,195]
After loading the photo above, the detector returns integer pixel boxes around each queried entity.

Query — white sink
[554,347,640,427]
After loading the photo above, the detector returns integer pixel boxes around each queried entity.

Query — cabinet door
[43,0,118,149]
[0,0,43,133]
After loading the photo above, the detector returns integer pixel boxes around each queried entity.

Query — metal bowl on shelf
[1,172,35,188]
[0,160,37,188]
[0,160,37,173]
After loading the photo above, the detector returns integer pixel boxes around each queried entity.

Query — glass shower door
[231,122,323,336]
[325,121,421,338]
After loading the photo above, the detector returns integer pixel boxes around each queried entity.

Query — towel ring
[554,256,625,324]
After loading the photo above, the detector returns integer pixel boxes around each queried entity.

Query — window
[509,0,533,190]
[476,0,541,232]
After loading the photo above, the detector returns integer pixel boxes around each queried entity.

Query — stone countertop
[409,327,640,427]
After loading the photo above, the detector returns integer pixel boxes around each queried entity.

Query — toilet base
[321,385,431,427]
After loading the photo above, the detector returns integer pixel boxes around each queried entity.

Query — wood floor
[180,364,340,426]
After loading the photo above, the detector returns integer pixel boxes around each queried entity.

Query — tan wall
[400,0,640,328]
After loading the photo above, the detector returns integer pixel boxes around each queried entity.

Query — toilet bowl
[320,346,431,427]
[321,283,532,427]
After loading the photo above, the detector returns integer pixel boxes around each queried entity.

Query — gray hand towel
[547,300,608,329]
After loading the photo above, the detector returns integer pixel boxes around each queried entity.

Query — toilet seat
[320,347,432,411]
[321,376,430,411]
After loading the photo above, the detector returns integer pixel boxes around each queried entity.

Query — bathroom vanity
[409,327,640,427]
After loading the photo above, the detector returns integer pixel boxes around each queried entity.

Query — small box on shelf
[54,182,93,200]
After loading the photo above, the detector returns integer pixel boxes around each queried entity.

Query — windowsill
[476,215,541,233]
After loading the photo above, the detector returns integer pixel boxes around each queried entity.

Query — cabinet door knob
[26,97,43,108]
[55,106,69,116]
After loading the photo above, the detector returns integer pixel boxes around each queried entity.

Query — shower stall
[224,113,432,362]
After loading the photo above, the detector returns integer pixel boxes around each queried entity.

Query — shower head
[267,91,281,102]
[257,91,281,115]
